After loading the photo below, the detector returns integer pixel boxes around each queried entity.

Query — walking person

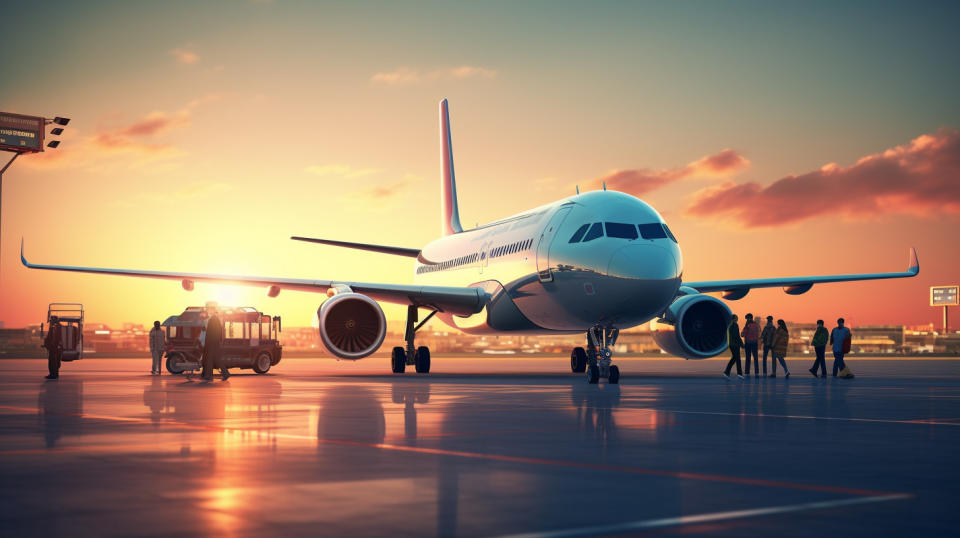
[43,316,62,380]
[770,319,790,378]
[760,315,775,376]
[741,313,760,377]
[722,314,744,379]
[149,321,166,375]
[201,310,223,382]
[809,320,828,378]
[830,318,853,378]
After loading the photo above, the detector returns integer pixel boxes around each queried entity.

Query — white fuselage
[413,191,683,334]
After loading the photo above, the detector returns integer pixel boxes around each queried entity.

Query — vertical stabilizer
[440,98,463,236]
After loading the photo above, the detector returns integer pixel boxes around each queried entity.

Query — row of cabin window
[490,238,533,259]
[416,238,534,274]
[417,252,480,274]
[568,222,678,243]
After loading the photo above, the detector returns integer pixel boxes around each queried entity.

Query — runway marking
[304,437,902,497]
[491,494,911,538]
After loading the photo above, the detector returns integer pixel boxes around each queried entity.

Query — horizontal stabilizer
[290,236,421,258]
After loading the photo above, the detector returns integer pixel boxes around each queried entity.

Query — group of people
[723,314,853,380]
[148,306,227,381]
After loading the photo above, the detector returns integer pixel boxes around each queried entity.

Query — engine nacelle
[652,294,732,359]
[317,293,387,360]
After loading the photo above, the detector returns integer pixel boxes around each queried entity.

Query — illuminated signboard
[0,112,45,153]
[931,285,959,306]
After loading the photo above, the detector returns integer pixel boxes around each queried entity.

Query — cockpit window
[568,224,590,243]
[605,222,638,240]
[582,222,604,242]
[638,223,668,239]
[662,224,677,243]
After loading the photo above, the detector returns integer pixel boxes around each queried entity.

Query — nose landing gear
[391,305,436,374]
[575,325,620,384]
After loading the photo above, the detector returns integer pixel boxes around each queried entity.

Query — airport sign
[931,285,959,306]
[0,112,45,154]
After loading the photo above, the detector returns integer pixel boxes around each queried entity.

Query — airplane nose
[607,244,678,280]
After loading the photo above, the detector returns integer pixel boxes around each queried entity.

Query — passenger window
[605,222,638,240]
[582,222,603,242]
[638,223,668,239]
[568,224,590,243]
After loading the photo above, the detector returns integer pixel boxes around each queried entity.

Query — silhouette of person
[830,317,852,377]
[741,313,760,377]
[809,319,828,378]
[770,319,791,378]
[760,315,775,376]
[149,320,166,375]
[201,310,223,381]
[723,314,744,379]
[43,316,62,380]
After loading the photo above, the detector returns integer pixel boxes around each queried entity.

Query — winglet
[907,247,919,275]
[20,238,28,267]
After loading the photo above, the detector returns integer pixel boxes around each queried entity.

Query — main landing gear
[570,325,620,384]
[391,305,436,374]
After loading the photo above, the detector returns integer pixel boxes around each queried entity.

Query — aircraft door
[536,205,572,282]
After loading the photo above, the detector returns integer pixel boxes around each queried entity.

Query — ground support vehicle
[162,305,282,375]
[41,303,84,362]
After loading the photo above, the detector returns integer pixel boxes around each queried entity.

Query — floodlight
[47,141,60,149]
[52,117,70,126]
[50,128,64,135]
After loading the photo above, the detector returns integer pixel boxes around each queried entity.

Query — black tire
[586,364,600,384]
[608,365,620,384]
[391,347,406,373]
[415,346,431,373]
[570,347,587,373]
[165,353,186,375]
[252,351,272,374]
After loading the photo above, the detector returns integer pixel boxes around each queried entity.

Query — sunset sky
[1,1,958,330]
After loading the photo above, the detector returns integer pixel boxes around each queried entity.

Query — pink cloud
[587,149,750,195]
[684,129,960,227]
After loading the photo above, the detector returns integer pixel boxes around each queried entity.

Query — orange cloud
[170,48,200,64]
[684,129,960,227]
[371,65,497,85]
[587,148,750,195]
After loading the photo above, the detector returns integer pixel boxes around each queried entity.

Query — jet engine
[318,293,387,360]
[652,294,732,359]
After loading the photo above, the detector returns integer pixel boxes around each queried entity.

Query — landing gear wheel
[570,347,587,373]
[252,351,272,374]
[586,364,600,384]
[165,353,186,375]
[608,365,620,384]
[391,346,407,373]
[414,346,431,373]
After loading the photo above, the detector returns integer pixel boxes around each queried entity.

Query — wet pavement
[1,357,958,537]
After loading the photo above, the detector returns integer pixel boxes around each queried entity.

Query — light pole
[0,113,70,310]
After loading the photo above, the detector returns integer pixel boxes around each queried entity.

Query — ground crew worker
[809,320,828,378]
[149,321,166,375]
[201,311,223,381]
[830,318,853,378]
[760,315,775,376]
[770,319,790,378]
[741,313,760,377]
[43,317,62,380]
[723,314,744,379]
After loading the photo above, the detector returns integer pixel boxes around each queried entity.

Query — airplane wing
[19,240,485,316]
[683,247,918,298]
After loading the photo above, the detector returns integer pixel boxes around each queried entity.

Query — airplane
[21,99,919,383]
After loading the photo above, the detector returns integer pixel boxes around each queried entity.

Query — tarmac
[1,356,958,537]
